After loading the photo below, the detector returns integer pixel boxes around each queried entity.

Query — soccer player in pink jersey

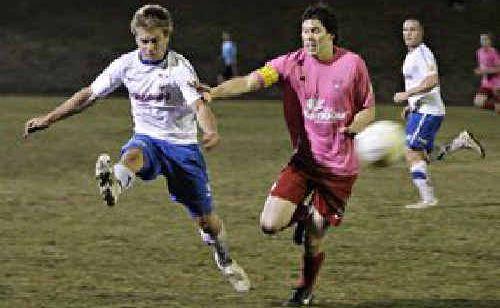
[198,3,375,305]
[473,33,500,113]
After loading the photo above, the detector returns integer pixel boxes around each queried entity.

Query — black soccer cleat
[282,287,314,306]
[95,154,119,206]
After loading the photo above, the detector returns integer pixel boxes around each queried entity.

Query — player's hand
[339,126,350,134]
[474,67,483,75]
[24,116,50,139]
[339,126,356,138]
[401,106,411,120]
[189,80,213,103]
[202,131,220,151]
[393,92,409,104]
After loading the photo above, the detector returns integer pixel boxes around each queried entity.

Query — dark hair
[302,2,338,43]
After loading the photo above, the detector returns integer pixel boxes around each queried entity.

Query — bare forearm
[348,106,375,133]
[482,66,500,74]
[210,75,260,99]
[407,74,438,97]
[196,100,217,134]
[46,87,94,124]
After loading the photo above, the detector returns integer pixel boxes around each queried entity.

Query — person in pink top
[197,3,375,305]
[473,33,500,113]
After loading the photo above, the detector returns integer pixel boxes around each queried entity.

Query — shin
[298,209,329,291]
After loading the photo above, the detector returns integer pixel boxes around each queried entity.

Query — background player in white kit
[23,4,250,292]
[394,18,484,209]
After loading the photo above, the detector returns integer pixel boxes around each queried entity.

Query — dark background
[1,0,499,104]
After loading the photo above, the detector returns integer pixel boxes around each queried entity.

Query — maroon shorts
[269,160,357,227]
[477,87,499,110]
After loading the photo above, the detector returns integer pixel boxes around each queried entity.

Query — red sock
[297,252,325,291]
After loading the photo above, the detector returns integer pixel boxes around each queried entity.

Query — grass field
[1,96,499,307]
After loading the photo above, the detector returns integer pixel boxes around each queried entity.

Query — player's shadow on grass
[270,299,499,307]
[450,201,500,208]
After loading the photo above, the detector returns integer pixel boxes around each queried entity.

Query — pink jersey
[256,47,374,175]
[477,47,500,89]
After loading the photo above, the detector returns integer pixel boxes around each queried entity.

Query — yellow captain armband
[256,65,279,87]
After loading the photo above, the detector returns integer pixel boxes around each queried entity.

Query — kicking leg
[260,195,298,235]
[260,163,310,235]
[95,148,141,206]
[436,130,485,160]
[198,213,250,292]
[260,195,312,245]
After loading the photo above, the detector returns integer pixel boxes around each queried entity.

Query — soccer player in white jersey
[23,4,250,292]
[394,18,484,209]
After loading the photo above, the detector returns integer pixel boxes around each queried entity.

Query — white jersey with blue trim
[90,49,202,144]
[403,43,445,115]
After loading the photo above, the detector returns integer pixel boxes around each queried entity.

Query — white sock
[199,223,232,266]
[410,160,435,203]
[199,222,226,246]
[113,163,135,191]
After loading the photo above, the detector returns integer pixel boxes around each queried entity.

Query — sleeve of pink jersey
[266,55,287,75]
[353,57,375,110]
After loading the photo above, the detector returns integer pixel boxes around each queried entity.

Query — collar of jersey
[139,51,168,65]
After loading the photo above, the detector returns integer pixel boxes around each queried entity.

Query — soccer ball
[354,120,406,166]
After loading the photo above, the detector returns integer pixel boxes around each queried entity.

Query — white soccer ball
[354,120,406,166]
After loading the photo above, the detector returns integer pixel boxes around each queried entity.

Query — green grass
[1,96,499,307]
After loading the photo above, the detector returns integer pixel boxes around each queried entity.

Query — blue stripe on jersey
[139,50,168,65]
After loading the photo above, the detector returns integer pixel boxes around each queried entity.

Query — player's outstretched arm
[195,99,220,151]
[209,74,262,101]
[24,87,94,138]
[477,65,500,75]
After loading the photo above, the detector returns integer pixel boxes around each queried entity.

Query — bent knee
[123,148,142,161]
[260,217,281,235]
[259,196,296,235]
[121,148,144,171]
[474,95,487,108]
[260,225,278,235]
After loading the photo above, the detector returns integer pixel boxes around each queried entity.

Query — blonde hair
[130,4,173,36]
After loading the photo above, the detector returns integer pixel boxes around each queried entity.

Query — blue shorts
[406,112,444,152]
[121,134,212,218]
